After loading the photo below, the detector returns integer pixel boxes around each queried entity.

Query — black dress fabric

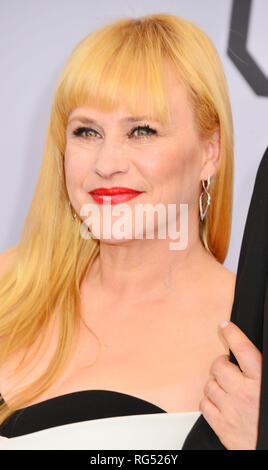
[0,390,166,438]
[182,147,268,450]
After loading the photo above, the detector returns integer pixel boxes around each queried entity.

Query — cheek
[64,145,92,189]
[143,140,201,204]
[144,142,197,183]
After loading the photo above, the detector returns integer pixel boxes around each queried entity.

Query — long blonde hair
[0,13,233,425]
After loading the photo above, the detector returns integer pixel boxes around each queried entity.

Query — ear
[200,128,220,181]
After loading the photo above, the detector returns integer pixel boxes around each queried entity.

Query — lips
[89,187,144,205]
[90,187,143,195]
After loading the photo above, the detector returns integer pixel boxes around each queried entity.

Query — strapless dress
[0,390,201,450]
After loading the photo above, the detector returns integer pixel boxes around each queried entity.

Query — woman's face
[65,65,219,242]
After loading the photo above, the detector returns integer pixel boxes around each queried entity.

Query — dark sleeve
[182,147,268,450]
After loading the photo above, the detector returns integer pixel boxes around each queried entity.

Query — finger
[220,321,262,379]
[203,377,227,412]
[199,396,224,433]
[210,354,243,393]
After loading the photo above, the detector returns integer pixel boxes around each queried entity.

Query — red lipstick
[89,187,144,205]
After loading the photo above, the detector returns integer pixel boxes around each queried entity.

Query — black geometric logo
[228,0,268,96]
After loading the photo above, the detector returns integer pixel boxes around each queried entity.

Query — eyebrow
[67,115,160,126]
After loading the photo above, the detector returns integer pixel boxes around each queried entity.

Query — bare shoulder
[204,258,236,344]
[195,254,237,330]
[0,245,18,277]
[187,257,238,373]
[203,250,236,289]
[215,263,236,323]
[211,260,236,298]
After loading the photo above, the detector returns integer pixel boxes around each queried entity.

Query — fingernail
[220,320,229,328]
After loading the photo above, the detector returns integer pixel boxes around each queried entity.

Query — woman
[0,13,260,450]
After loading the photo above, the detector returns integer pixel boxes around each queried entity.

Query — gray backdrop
[1,0,267,273]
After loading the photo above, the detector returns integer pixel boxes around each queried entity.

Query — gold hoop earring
[199,175,211,221]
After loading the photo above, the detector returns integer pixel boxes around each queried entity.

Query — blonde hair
[0,13,233,426]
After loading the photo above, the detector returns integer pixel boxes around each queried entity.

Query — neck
[84,215,213,304]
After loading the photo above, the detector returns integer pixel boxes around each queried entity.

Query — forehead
[68,64,194,126]
[161,65,194,120]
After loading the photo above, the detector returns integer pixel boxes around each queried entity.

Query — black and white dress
[0,390,200,449]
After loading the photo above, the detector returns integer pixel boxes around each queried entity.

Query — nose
[93,139,129,179]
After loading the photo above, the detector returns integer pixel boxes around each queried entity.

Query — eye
[72,127,100,138]
[129,125,157,139]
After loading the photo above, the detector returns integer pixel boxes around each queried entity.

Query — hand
[200,321,262,450]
